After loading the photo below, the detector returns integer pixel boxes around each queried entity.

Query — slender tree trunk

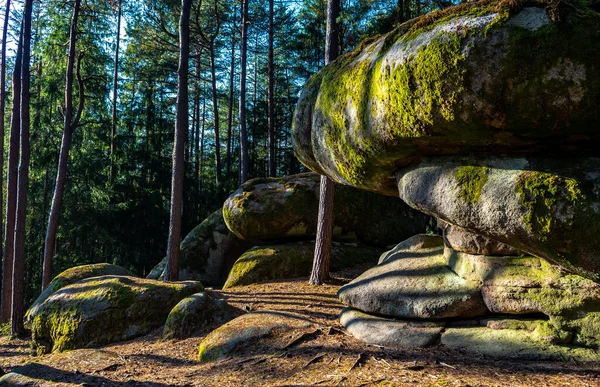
[110,0,122,184]
[267,0,276,177]
[209,43,221,189]
[309,0,340,286]
[199,78,206,196]
[1,25,21,324]
[42,0,82,290]
[225,13,236,180]
[0,0,11,272]
[12,0,33,336]
[165,0,192,282]
[238,0,249,183]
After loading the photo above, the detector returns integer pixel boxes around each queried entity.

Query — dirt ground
[1,263,600,386]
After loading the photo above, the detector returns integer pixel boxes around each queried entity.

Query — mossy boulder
[198,311,310,362]
[445,247,600,348]
[441,325,600,361]
[398,156,600,279]
[25,263,134,327]
[223,173,431,246]
[223,241,382,289]
[147,210,252,286]
[293,0,600,194]
[163,292,238,340]
[338,235,487,319]
[29,275,203,354]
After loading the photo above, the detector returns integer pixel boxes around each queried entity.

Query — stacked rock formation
[293,0,600,359]
[149,172,432,287]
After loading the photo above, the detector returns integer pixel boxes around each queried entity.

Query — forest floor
[1,263,600,386]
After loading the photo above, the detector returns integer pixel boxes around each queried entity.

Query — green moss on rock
[223,173,432,247]
[293,0,600,194]
[25,263,134,327]
[30,275,203,354]
[455,166,490,205]
[516,171,584,242]
[223,241,382,289]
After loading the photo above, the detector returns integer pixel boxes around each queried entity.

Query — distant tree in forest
[165,0,193,282]
[42,0,85,290]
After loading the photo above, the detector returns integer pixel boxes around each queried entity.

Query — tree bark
[238,0,249,183]
[0,0,11,279]
[110,0,122,184]
[225,12,236,180]
[1,24,22,324]
[209,43,221,190]
[42,0,83,290]
[267,0,275,177]
[309,0,339,286]
[12,0,33,336]
[165,0,192,282]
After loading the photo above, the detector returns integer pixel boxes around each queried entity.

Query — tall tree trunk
[42,0,83,290]
[0,0,11,273]
[309,0,339,286]
[165,0,192,282]
[267,0,276,177]
[1,24,21,324]
[238,0,249,183]
[12,0,33,336]
[225,13,236,181]
[110,0,122,184]
[209,43,221,190]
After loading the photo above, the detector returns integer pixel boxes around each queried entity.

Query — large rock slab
[397,156,600,279]
[293,1,600,194]
[29,275,203,354]
[197,312,311,362]
[25,263,134,327]
[163,292,238,340]
[340,308,444,348]
[223,173,431,246]
[147,210,252,286]
[441,326,600,362]
[338,235,487,319]
[223,241,382,289]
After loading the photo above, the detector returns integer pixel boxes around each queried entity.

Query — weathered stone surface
[441,327,600,361]
[147,210,252,286]
[223,241,382,289]
[377,234,447,264]
[340,308,444,348]
[163,292,238,340]
[338,235,487,319]
[440,221,518,256]
[223,173,431,246]
[197,312,310,362]
[398,157,600,279]
[29,275,203,354]
[445,246,600,348]
[293,1,600,194]
[25,263,134,327]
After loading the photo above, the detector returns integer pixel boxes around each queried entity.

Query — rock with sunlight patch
[163,292,239,340]
[397,157,600,278]
[25,263,135,327]
[223,241,382,289]
[29,275,203,354]
[197,312,311,362]
[338,235,488,319]
[223,173,431,245]
[292,1,600,195]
